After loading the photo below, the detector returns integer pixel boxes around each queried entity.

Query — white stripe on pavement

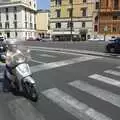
[69,80,120,108]
[8,98,45,120]
[89,74,120,88]
[104,70,120,76]
[28,46,118,57]
[39,54,56,58]
[31,56,101,73]
[42,88,111,120]
[30,59,46,64]
[116,66,120,69]
[31,48,84,56]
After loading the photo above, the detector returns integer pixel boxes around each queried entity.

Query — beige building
[36,9,50,38]
[50,0,99,41]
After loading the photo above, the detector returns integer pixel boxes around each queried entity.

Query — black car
[106,37,120,53]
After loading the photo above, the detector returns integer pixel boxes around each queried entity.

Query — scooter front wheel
[22,82,38,102]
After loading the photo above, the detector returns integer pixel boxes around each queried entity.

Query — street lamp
[70,0,73,42]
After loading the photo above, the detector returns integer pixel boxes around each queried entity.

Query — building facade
[99,0,120,38]
[50,0,99,41]
[36,9,50,38]
[0,0,37,39]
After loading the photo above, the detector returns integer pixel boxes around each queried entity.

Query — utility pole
[70,0,73,42]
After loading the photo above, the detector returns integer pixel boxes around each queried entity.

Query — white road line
[89,74,120,88]
[69,80,120,108]
[31,56,101,73]
[104,70,120,76]
[30,59,46,64]
[28,46,118,57]
[116,66,120,69]
[31,48,84,56]
[8,98,45,120]
[42,88,111,120]
[39,54,56,58]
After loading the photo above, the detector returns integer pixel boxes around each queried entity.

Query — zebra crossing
[41,66,120,120]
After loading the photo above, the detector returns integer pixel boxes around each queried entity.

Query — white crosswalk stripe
[42,88,111,120]
[69,80,120,108]
[89,74,120,88]
[116,66,120,69]
[104,70,120,76]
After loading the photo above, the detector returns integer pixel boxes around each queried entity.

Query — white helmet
[6,39,18,52]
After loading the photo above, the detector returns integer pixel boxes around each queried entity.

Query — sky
[37,0,50,10]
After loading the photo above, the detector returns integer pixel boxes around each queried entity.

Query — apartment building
[99,0,120,38]
[36,9,50,38]
[0,0,37,39]
[50,0,99,41]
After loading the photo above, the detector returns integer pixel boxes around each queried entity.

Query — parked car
[106,37,120,53]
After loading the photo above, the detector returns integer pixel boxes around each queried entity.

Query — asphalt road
[0,41,120,120]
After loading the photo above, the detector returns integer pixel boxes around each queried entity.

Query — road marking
[42,88,111,120]
[31,56,101,73]
[89,74,120,88]
[116,66,120,69]
[39,54,56,58]
[28,46,119,57]
[30,59,46,64]
[8,98,45,120]
[104,70,120,76]
[69,80,120,108]
[31,48,84,56]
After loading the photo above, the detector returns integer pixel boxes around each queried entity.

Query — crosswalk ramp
[41,66,120,120]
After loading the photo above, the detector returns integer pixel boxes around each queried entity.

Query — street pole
[70,0,73,42]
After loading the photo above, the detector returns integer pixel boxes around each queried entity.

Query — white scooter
[4,45,38,102]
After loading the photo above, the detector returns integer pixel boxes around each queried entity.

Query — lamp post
[70,0,73,42]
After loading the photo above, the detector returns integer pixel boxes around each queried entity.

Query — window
[113,16,118,20]
[96,2,99,9]
[95,16,98,23]
[14,22,17,29]
[6,8,8,13]
[0,11,1,21]
[68,9,72,17]
[94,25,98,32]
[114,0,119,9]
[56,10,61,17]
[14,7,17,12]
[15,32,17,37]
[5,22,9,28]
[14,14,17,20]
[82,22,85,28]
[82,8,87,17]
[56,22,61,28]
[83,0,86,3]
[67,21,73,28]
[113,27,117,32]
[55,0,62,6]
[25,9,27,21]
[30,14,32,22]
[25,22,27,28]
[69,0,73,4]
[0,23,2,28]
[29,1,32,6]
[30,23,33,29]
[6,32,10,38]
[6,14,9,21]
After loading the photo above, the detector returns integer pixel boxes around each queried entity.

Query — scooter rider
[5,39,25,89]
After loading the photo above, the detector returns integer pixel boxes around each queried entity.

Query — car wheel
[110,48,115,53]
